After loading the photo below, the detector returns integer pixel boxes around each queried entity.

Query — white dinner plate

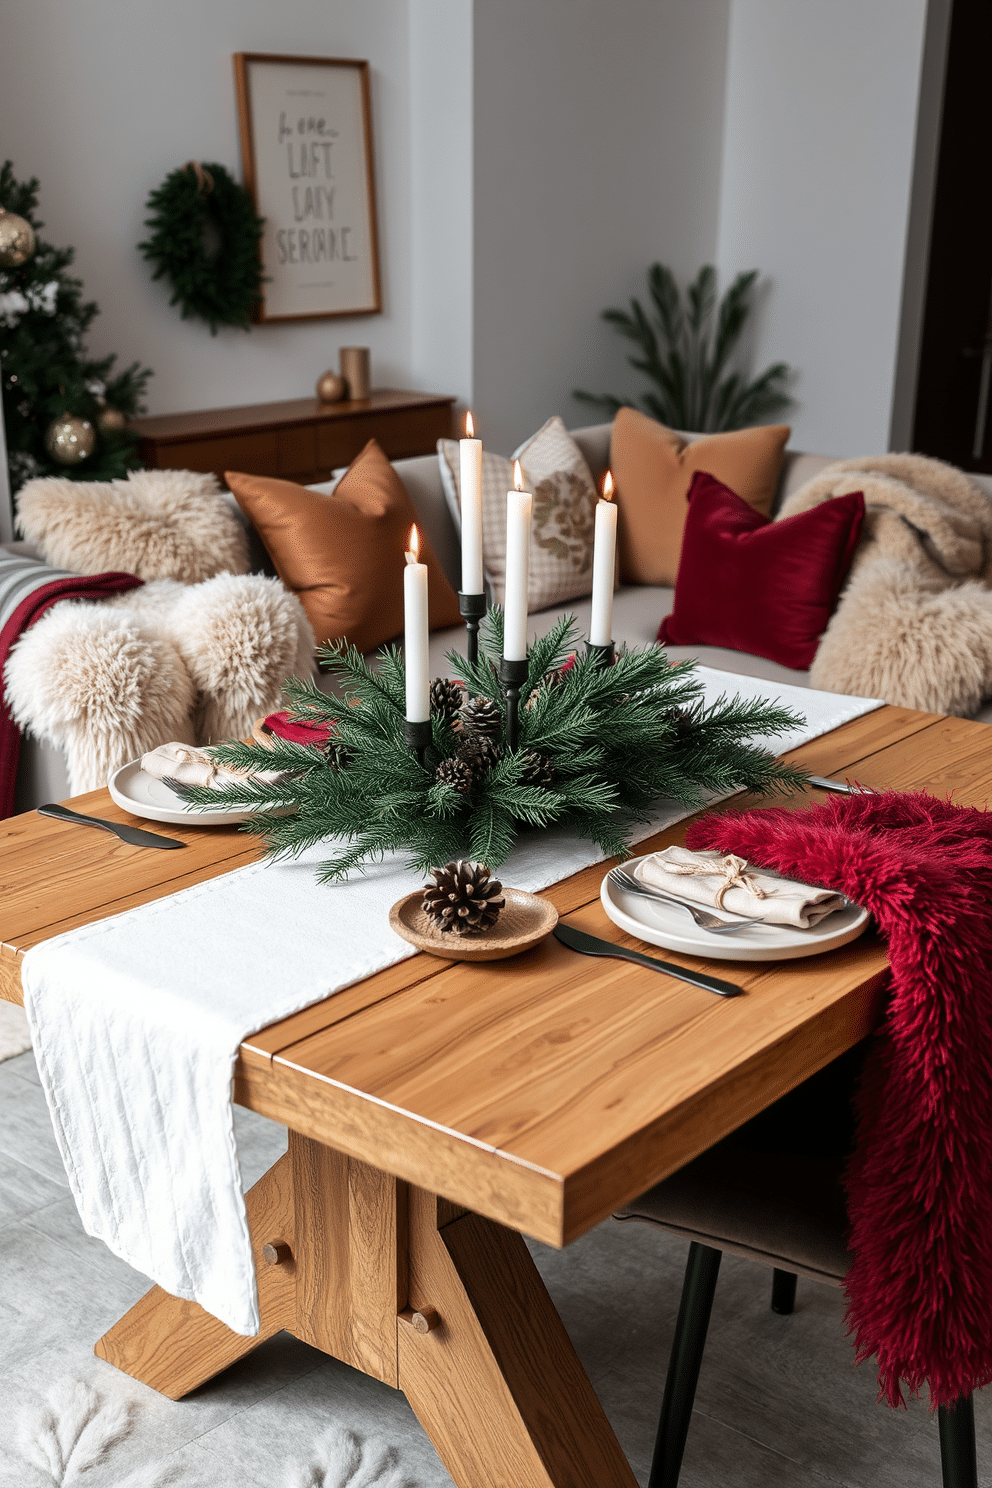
[108,759,292,827]
[600,853,870,962]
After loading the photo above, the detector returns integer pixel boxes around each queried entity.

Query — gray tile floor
[0,1046,986,1487]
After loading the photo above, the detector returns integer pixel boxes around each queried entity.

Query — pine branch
[524,613,578,694]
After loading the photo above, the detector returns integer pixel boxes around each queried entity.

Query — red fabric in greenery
[658,471,864,669]
[262,711,335,747]
[0,571,143,820]
[687,791,992,1407]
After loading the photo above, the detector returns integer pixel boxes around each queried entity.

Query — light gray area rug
[0,1002,31,1061]
[11,1377,415,1487]
[1,1046,988,1487]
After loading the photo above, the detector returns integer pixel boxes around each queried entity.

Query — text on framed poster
[234,53,382,323]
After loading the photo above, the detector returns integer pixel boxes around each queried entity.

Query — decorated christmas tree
[0,161,153,493]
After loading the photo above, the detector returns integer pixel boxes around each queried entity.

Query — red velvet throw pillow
[658,471,865,670]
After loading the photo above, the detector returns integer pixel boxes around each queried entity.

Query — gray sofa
[10,420,988,813]
[395,421,841,688]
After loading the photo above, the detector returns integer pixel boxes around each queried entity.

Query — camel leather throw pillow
[610,408,790,586]
[228,440,461,654]
[658,471,865,671]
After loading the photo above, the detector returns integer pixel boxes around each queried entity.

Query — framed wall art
[233,53,382,323]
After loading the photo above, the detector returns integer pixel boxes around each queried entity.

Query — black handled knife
[553,923,744,998]
[38,802,185,850]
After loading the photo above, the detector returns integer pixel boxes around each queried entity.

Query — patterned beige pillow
[437,416,600,610]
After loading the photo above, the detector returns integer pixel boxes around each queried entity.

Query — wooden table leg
[94,1149,297,1399]
[95,1135,636,1486]
[400,1187,637,1488]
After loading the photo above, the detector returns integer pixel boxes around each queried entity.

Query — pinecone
[519,749,556,787]
[458,694,502,739]
[326,741,350,770]
[430,677,463,720]
[457,732,498,774]
[664,707,697,739]
[527,655,576,706]
[435,756,475,795]
[422,859,505,935]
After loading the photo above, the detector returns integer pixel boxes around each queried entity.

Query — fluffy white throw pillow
[15,468,250,582]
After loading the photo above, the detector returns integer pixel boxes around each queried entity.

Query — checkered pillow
[438,416,600,609]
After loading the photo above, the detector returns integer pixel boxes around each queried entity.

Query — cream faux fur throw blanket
[4,574,315,794]
[778,453,992,716]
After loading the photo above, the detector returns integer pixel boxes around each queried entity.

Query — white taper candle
[459,411,484,594]
[503,460,532,661]
[404,526,430,723]
[589,470,618,648]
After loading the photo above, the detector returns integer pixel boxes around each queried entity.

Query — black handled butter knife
[38,802,185,850]
[553,924,744,998]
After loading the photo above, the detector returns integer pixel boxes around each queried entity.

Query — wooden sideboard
[131,389,455,487]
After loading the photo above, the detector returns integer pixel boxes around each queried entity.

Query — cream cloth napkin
[636,845,848,928]
[22,671,881,1336]
[141,741,284,788]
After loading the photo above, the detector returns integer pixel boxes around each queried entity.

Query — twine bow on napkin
[141,742,284,789]
[661,850,768,909]
[635,845,847,929]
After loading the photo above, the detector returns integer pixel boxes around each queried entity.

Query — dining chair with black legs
[614,1052,979,1488]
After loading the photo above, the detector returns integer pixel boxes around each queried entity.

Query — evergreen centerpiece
[174,612,806,882]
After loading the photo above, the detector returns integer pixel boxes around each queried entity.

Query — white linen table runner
[21,671,882,1335]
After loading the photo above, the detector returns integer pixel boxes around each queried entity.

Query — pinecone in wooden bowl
[421,859,505,935]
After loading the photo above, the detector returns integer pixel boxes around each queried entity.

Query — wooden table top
[3,705,990,1248]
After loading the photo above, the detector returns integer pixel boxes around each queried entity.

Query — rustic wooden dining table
[2,703,990,1488]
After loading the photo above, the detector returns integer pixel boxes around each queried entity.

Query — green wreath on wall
[139,161,264,334]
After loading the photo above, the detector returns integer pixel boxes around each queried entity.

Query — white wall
[472,0,732,455]
[715,0,929,456]
[408,0,474,407]
[0,0,415,417]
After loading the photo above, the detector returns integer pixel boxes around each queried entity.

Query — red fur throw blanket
[687,791,992,1407]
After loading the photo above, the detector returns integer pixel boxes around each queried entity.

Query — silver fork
[607,866,764,934]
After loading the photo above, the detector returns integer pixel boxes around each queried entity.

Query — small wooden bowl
[389,886,558,961]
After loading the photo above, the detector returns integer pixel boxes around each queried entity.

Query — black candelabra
[458,591,487,667]
[499,657,529,752]
[404,718,432,767]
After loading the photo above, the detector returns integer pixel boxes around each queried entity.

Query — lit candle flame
[602,470,615,502]
[465,410,475,438]
[405,524,420,564]
[513,459,524,491]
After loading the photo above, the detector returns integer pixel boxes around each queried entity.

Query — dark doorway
[912,0,992,470]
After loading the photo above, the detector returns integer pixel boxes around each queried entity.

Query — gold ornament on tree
[0,207,36,268]
[96,405,127,433]
[45,414,96,464]
[315,370,346,403]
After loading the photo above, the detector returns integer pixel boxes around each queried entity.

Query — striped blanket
[0,550,142,818]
